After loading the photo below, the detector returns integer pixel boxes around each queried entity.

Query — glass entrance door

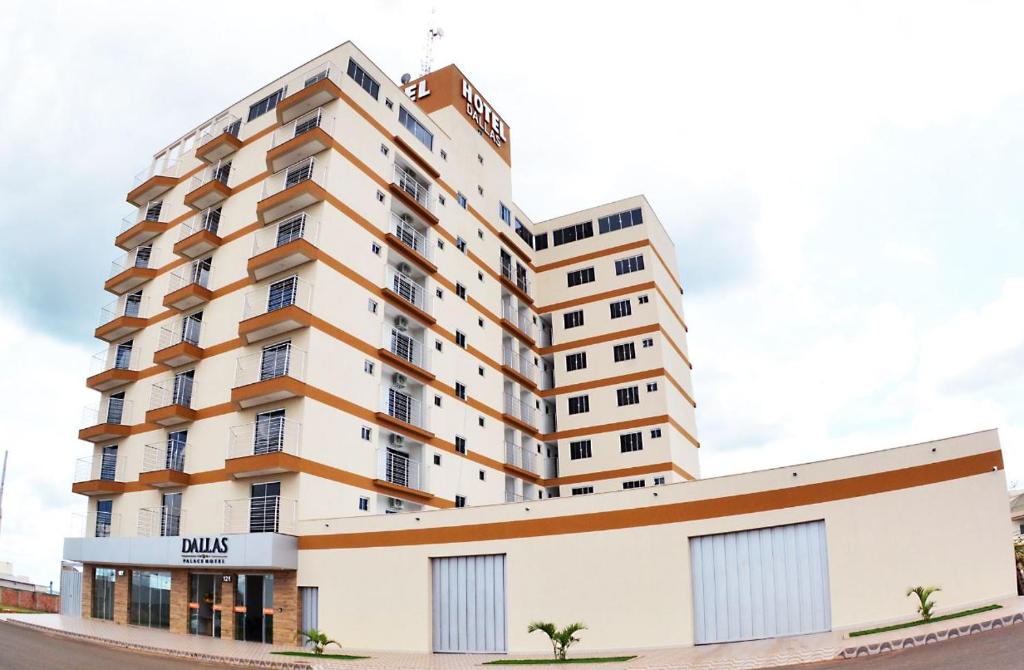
[234,574,274,643]
[188,574,222,637]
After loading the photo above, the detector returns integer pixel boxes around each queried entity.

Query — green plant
[297,628,341,656]
[906,585,941,621]
[527,621,587,660]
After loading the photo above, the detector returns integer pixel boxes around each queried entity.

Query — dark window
[617,386,640,406]
[598,207,644,234]
[610,299,632,319]
[248,88,286,122]
[455,330,466,348]
[569,440,592,460]
[620,432,644,453]
[346,58,380,99]
[567,267,595,287]
[457,192,467,208]
[614,255,645,275]
[534,233,549,250]
[571,486,594,496]
[499,203,511,224]
[563,310,584,329]
[613,342,637,362]
[455,436,467,454]
[565,352,587,371]
[622,479,646,489]
[514,218,534,247]
[455,382,467,400]
[399,106,433,150]
[568,395,590,415]
[456,283,466,299]
[552,221,594,247]
[455,495,467,508]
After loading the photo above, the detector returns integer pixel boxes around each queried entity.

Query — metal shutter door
[299,587,318,641]
[432,554,507,653]
[690,520,831,644]
[60,568,82,617]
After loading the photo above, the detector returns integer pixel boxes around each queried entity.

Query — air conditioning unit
[388,434,405,446]
[388,497,404,510]
[396,262,412,275]
[393,315,409,331]
[391,373,408,388]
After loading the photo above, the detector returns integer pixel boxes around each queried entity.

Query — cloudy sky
[1,1,1022,586]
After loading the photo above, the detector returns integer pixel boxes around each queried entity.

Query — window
[371,242,381,255]
[563,310,584,329]
[479,470,486,481]
[478,185,484,195]
[398,106,433,150]
[363,360,375,374]
[569,440,592,460]
[435,288,444,299]
[642,337,654,348]
[456,283,466,299]
[571,486,594,496]
[610,300,632,319]
[455,330,466,348]
[385,98,393,110]
[646,382,658,392]
[651,428,663,438]
[434,395,442,407]
[614,254,645,275]
[552,221,594,247]
[360,426,371,440]
[455,436,467,454]
[534,233,549,250]
[455,382,467,400]
[478,154,484,164]
[638,294,650,304]
[358,496,369,511]
[455,495,467,508]
[622,479,646,489]
[613,342,637,362]
[568,395,590,415]
[433,453,442,465]
[247,88,285,121]
[368,299,378,314]
[478,416,485,427]
[478,365,484,376]
[620,431,643,453]
[567,267,595,287]
[653,476,666,486]
[456,237,467,252]
[598,207,644,234]
[347,58,380,99]
[376,190,385,202]
[565,352,587,371]
[439,194,446,206]
[380,144,390,157]
[457,192,467,208]
[440,149,448,160]
[435,340,443,352]
[499,202,511,225]
[617,386,640,406]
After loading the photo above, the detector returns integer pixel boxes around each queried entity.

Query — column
[273,571,298,647]
[80,565,93,619]
[220,574,236,640]
[113,569,130,625]
[169,569,188,634]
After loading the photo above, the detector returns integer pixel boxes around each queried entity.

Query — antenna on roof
[420,9,444,76]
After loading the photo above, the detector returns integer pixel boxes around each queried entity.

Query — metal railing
[157,316,203,350]
[382,324,427,369]
[241,276,314,321]
[271,107,334,148]
[138,506,184,537]
[71,511,122,538]
[500,259,531,295]
[228,417,302,459]
[196,114,242,147]
[538,323,553,348]
[73,455,123,484]
[505,491,526,503]
[99,295,148,325]
[279,59,341,100]
[89,345,139,376]
[189,159,233,193]
[376,448,423,491]
[109,246,152,278]
[166,263,213,294]
[178,207,222,240]
[261,156,327,200]
[502,347,534,382]
[223,496,297,535]
[504,442,538,474]
[503,394,536,427]
[501,300,532,337]
[141,440,188,473]
[149,377,195,410]
[233,346,307,388]
[82,396,132,427]
[393,163,432,211]
[389,212,433,261]
[251,213,319,256]
[385,266,430,313]
[133,158,180,186]
[120,201,164,233]
[380,386,425,429]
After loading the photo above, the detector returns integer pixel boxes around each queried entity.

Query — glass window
[598,207,644,234]
[346,58,380,99]
[613,342,637,362]
[234,574,275,643]
[248,88,286,122]
[563,310,584,329]
[616,386,640,406]
[614,254,645,275]
[610,300,632,319]
[552,221,594,247]
[567,267,595,287]
[398,106,433,150]
[130,570,172,629]
[569,440,592,460]
[565,352,587,371]
[189,573,222,637]
[568,395,589,415]
[92,568,116,620]
[620,431,644,452]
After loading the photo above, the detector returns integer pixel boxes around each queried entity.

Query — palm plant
[298,628,341,655]
[527,621,587,660]
[906,586,941,621]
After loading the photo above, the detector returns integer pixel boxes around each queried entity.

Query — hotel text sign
[180,536,230,565]
[404,75,508,150]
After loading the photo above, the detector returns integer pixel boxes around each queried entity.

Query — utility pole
[0,450,7,542]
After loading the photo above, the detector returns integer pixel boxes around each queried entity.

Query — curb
[836,611,1024,659]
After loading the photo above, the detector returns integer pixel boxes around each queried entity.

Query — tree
[906,586,941,621]
[298,628,341,655]
[527,621,587,660]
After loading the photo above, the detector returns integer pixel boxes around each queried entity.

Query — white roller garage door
[432,554,507,653]
[690,520,831,644]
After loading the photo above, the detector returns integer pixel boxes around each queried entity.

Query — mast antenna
[420,9,444,76]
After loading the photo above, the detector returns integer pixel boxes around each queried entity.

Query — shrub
[906,586,941,621]
[527,621,587,660]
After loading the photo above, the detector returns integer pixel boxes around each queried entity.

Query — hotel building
[63,41,1015,654]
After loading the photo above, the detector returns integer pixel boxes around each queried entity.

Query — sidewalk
[2,596,1023,670]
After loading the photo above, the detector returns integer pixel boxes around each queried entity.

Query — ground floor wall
[0,586,59,613]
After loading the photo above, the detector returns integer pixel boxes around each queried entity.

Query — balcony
[382,265,434,325]
[500,258,533,304]
[95,295,147,342]
[373,447,430,501]
[104,247,156,295]
[376,386,433,441]
[500,300,535,346]
[116,203,166,250]
[502,394,537,433]
[79,397,132,443]
[86,346,139,391]
[154,318,203,367]
[137,506,184,537]
[267,108,333,173]
[247,213,319,281]
[163,264,213,311]
[501,347,536,390]
[195,115,242,163]
[145,377,197,426]
[224,496,297,534]
[378,322,433,382]
[71,455,126,496]
[184,160,232,210]
[173,209,223,258]
[226,417,302,478]
[505,490,526,503]
[231,346,307,409]
[256,157,328,224]
[72,511,122,538]
[238,277,313,344]
[275,61,342,124]
[127,159,180,206]
[139,440,190,488]
[386,212,436,274]
[389,163,437,225]
[504,442,539,479]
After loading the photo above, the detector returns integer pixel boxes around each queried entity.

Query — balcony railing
[271,107,334,149]
[73,455,123,484]
[503,394,536,427]
[90,346,139,377]
[504,442,537,474]
[501,301,532,337]
[178,207,222,240]
[393,164,432,211]
[380,386,425,429]
[167,263,213,294]
[142,440,188,473]
[241,276,314,321]
[149,377,195,411]
[382,324,427,370]
[189,159,233,192]
[196,115,242,147]
[133,158,181,187]
[233,346,307,388]
[223,496,297,534]
[500,259,531,295]
[389,212,433,261]
[120,201,164,233]
[228,417,302,460]
[261,157,327,200]
[109,246,152,278]
[251,213,319,256]
[376,447,423,491]
[99,295,147,326]
[385,266,430,313]
[502,347,534,382]
[138,506,184,537]
[157,317,202,350]
[72,511,122,538]
[505,491,526,503]
[82,396,132,427]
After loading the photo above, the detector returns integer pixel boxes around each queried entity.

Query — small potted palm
[527,621,587,661]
